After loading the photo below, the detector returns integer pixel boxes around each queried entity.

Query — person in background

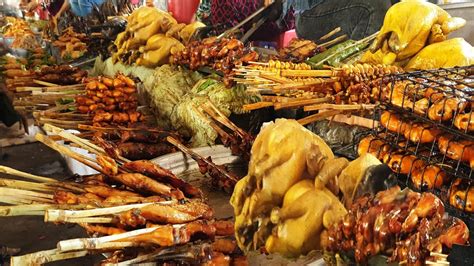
[287,0,392,41]
[51,0,105,29]
[198,0,392,42]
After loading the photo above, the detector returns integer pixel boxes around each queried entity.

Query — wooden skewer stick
[35,133,105,174]
[318,34,347,48]
[202,101,248,139]
[319,27,341,41]
[274,97,332,110]
[10,248,88,265]
[430,252,448,259]
[297,110,342,126]
[243,102,274,111]
[0,195,43,205]
[59,217,115,224]
[33,80,60,87]
[0,187,54,200]
[280,69,334,78]
[304,103,376,111]
[0,165,56,183]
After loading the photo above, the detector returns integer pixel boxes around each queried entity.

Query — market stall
[0,0,473,265]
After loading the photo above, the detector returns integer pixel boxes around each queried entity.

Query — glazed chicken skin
[363,0,466,65]
[322,186,469,266]
[231,119,334,254]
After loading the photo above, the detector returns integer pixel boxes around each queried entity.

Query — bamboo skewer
[35,133,105,174]
[0,204,91,217]
[297,110,342,126]
[0,165,56,183]
[201,101,247,139]
[319,27,341,41]
[33,80,60,87]
[10,248,89,266]
[45,202,157,221]
[274,97,332,110]
[318,34,347,48]
[58,226,161,252]
[243,102,274,111]
[304,103,376,111]
[0,178,56,192]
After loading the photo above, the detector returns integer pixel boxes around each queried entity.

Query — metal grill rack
[354,65,474,222]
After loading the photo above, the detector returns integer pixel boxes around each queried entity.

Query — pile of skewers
[322,186,470,265]
[1,124,245,265]
[238,62,402,126]
[76,74,143,127]
[33,73,143,130]
[172,37,259,86]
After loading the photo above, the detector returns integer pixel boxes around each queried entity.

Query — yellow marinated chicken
[231,119,390,258]
[405,38,474,70]
[362,0,465,66]
[231,119,333,252]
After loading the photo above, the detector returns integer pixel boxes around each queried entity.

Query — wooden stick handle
[297,110,342,126]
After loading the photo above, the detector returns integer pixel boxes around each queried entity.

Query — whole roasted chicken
[231,119,384,258]
[362,0,465,66]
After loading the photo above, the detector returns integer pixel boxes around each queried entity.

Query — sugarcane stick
[0,165,56,183]
[0,195,43,205]
[274,97,332,110]
[0,178,56,192]
[10,248,88,266]
[58,226,162,252]
[297,110,342,126]
[0,187,54,200]
[58,216,116,224]
[0,204,91,217]
[35,133,106,175]
[45,202,160,221]
[319,27,341,41]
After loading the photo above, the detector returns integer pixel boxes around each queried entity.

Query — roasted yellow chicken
[231,119,385,258]
[362,0,466,66]
[405,38,474,70]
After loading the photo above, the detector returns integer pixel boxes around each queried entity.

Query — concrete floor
[0,142,102,265]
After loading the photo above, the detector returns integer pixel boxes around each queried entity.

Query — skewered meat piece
[454,112,474,132]
[83,185,141,198]
[449,178,474,212]
[53,190,103,205]
[380,111,441,144]
[111,173,184,200]
[82,224,126,236]
[124,160,202,198]
[197,156,239,192]
[438,134,474,168]
[117,201,213,227]
[117,142,176,160]
[358,136,449,190]
[120,130,181,144]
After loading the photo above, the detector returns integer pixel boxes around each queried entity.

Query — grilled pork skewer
[167,136,240,192]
